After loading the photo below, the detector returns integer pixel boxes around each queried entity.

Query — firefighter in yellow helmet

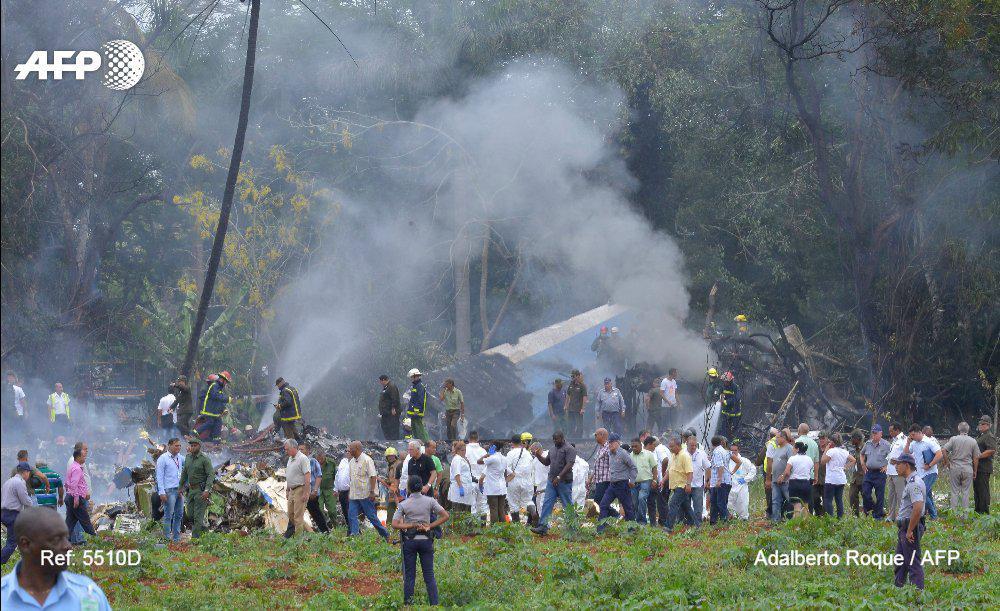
[705,368,723,405]
[734,314,749,336]
[718,371,742,442]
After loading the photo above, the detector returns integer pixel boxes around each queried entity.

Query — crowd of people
[3,355,997,604]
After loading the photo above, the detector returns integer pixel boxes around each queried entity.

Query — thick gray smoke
[272,59,709,402]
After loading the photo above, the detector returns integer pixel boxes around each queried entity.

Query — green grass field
[5,479,999,609]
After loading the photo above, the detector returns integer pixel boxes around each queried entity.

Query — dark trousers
[973,471,991,514]
[338,490,351,529]
[176,412,193,437]
[710,484,731,524]
[862,471,887,518]
[196,416,223,440]
[811,484,826,516]
[402,538,438,605]
[849,481,862,516]
[65,494,96,538]
[823,483,845,518]
[380,413,400,440]
[598,480,635,532]
[666,488,694,530]
[788,480,812,511]
[894,521,925,589]
[601,412,624,436]
[593,482,620,519]
[444,410,460,441]
[280,420,304,442]
[720,413,741,442]
[1,509,19,564]
[566,411,583,438]
[306,495,330,533]
[487,495,508,524]
[647,485,669,526]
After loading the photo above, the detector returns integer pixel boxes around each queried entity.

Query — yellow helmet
[520,432,533,442]
[385,447,398,457]
[734,314,748,322]
[707,368,719,377]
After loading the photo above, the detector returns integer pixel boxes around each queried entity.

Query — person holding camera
[392,475,449,605]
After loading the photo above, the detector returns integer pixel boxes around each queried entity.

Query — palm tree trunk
[180,0,261,378]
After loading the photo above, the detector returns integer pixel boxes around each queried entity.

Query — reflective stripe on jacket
[47,393,70,422]
[199,381,229,417]
[277,385,302,421]
[407,380,427,417]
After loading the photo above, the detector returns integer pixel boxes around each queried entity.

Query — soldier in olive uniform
[974,414,996,514]
[179,438,215,538]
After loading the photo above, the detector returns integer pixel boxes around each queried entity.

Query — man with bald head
[1,507,111,609]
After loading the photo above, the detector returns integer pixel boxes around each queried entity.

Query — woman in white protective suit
[571,454,590,507]
[727,441,757,520]
[505,434,535,523]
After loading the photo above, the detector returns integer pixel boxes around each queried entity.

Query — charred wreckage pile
[97,426,396,535]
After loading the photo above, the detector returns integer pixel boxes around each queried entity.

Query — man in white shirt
[571,455,590,508]
[346,441,389,540]
[155,438,185,542]
[5,372,27,418]
[47,383,71,433]
[465,431,488,517]
[529,442,548,525]
[660,369,680,429]
[903,425,943,519]
[651,436,671,526]
[283,439,312,538]
[157,392,177,440]
[687,436,711,525]
[884,423,907,521]
[334,451,352,530]
[505,435,534,524]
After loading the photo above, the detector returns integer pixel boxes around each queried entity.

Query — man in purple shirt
[65,447,96,541]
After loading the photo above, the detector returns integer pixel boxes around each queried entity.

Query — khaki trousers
[949,468,974,511]
[286,484,310,534]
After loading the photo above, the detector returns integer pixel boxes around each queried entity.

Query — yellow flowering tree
[169,146,337,373]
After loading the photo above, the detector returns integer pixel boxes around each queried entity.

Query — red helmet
[723,371,735,382]
[600,326,608,333]
[206,373,219,383]
[218,371,232,383]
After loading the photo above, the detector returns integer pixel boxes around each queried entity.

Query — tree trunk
[180,0,261,378]
[452,173,472,357]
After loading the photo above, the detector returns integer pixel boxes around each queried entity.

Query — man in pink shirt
[64,446,96,541]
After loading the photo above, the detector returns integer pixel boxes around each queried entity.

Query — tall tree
[180,0,261,379]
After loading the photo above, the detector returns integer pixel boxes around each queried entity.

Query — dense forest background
[1,0,997,431]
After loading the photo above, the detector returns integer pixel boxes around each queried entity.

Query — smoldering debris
[418,353,532,440]
[103,425,396,535]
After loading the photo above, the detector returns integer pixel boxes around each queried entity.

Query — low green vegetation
[11,480,998,609]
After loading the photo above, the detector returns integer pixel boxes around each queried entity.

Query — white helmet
[610,326,619,333]
[403,418,412,427]
[408,368,422,377]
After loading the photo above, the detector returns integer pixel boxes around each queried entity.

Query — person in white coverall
[529,442,549,524]
[727,442,757,520]
[465,431,489,516]
[505,435,535,523]
[572,455,590,507]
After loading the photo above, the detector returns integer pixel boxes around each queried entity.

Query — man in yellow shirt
[665,437,694,530]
